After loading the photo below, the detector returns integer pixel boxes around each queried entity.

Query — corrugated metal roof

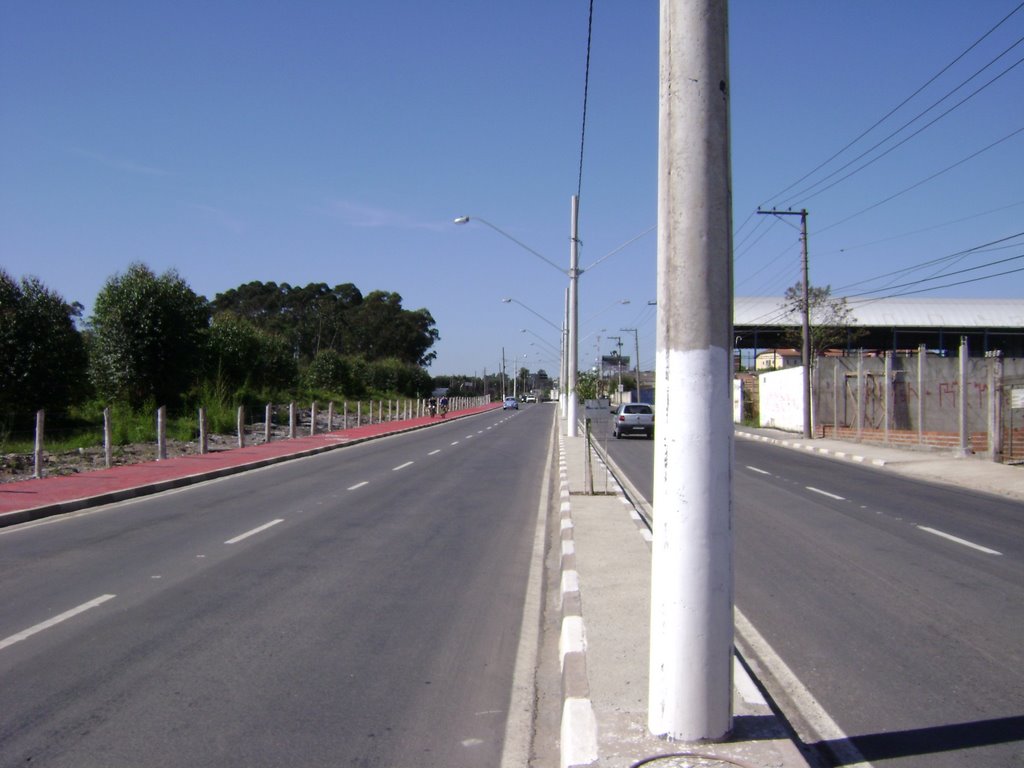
[734,296,1024,328]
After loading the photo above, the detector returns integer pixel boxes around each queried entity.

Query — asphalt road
[590,408,1024,768]
[0,406,553,768]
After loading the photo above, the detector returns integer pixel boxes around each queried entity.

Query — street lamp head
[501,298,512,303]
[453,216,470,225]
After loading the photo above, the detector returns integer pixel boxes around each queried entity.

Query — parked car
[503,396,519,410]
[612,402,654,439]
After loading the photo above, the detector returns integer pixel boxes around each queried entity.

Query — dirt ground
[1,407,417,485]
[0,421,306,485]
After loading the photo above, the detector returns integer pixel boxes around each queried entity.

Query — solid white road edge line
[917,525,1002,555]
[735,607,874,768]
[225,519,284,544]
[499,408,555,768]
[0,594,117,652]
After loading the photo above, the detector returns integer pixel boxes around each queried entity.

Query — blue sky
[2,2,1022,376]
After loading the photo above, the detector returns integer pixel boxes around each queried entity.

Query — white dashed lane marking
[806,486,845,501]
[918,526,1002,555]
[0,594,117,652]
[225,519,283,544]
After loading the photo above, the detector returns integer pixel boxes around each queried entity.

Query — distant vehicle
[503,396,519,410]
[612,403,654,439]
[523,394,537,403]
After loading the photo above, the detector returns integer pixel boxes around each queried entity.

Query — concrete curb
[557,432,600,768]
[735,429,888,466]
[0,408,495,529]
[575,429,815,768]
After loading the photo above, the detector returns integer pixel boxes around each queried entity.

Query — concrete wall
[758,366,805,432]
[751,351,1024,456]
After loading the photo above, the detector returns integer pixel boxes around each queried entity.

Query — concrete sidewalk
[555,422,813,768]
[554,420,1023,767]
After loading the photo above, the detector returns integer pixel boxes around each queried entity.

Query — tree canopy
[211,281,439,366]
[88,263,210,409]
[2,268,443,426]
[0,270,88,421]
[781,282,866,358]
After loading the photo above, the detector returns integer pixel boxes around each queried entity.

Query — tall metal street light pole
[455,200,584,436]
[621,327,642,403]
[501,298,561,331]
[502,298,567,416]
[521,328,560,355]
[455,206,652,438]
[607,335,623,400]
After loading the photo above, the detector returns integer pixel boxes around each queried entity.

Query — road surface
[0,406,553,767]
[590,408,1024,768]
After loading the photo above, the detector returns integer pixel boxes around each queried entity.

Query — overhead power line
[761,0,1024,208]
[781,48,1024,207]
[835,231,1024,291]
[816,199,1024,257]
[845,252,1024,297]
[576,0,595,203]
[816,124,1024,234]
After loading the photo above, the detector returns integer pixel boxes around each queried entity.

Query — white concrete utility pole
[567,194,581,438]
[649,0,734,742]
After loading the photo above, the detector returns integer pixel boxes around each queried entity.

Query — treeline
[1,263,443,432]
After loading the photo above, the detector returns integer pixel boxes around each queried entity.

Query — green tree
[213,282,439,367]
[575,370,599,402]
[302,350,363,396]
[212,281,367,363]
[348,291,439,366]
[88,263,209,409]
[207,312,297,393]
[782,282,865,359]
[365,357,433,396]
[0,270,88,421]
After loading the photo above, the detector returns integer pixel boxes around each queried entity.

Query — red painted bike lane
[0,404,502,527]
